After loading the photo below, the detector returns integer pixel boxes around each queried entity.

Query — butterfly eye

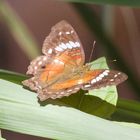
[41,65,46,69]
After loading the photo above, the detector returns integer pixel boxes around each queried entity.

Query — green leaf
[62,0,140,7]
[0,138,6,140]
[114,122,140,129]
[89,86,117,106]
[89,57,109,70]
[0,69,27,85]
[117,98,140,113]
[60,91,115,118]
[0,79,140,140]
[89,57,118,106]
[111,98,140,124]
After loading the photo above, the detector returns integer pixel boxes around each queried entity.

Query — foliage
[0,57,140,140]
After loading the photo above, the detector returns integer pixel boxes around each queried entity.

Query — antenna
[88,41,96,62]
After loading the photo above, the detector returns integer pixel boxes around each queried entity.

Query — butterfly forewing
[26,55,50,75]
[42,20,85,67]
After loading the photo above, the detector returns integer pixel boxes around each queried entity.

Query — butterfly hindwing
[82,69,127,90]
[35,69,127,101]
[37,86,80,101]
[46,69,127,91]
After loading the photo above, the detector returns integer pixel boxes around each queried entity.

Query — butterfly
[22,20,127,101]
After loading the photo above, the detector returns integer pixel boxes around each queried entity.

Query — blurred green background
[0,0,140,140]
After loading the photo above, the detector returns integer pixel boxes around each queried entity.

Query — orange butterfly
[22,20,127,101]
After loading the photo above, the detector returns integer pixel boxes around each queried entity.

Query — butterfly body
[22,20,127,101]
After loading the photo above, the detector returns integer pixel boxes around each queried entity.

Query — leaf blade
[0,80,140,140]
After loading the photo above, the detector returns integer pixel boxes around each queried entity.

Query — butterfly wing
[81,69,127,90]
[26,20,84,75]
[25,55,51,75]
[42,20,85,67]
[37,69,127,101]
